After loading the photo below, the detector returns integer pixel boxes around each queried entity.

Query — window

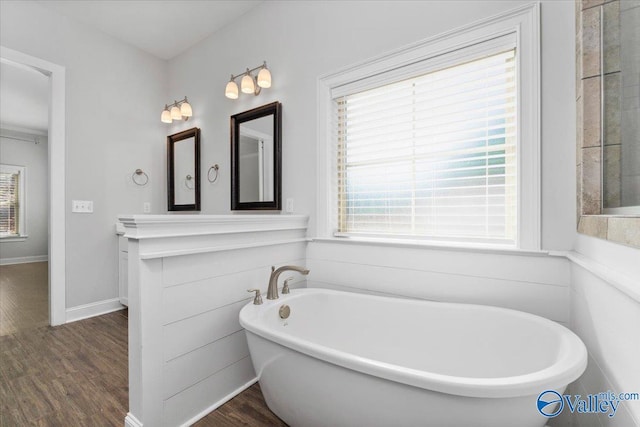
[335,50,517,245]
[318,4,540,250]
[0,164,26,238]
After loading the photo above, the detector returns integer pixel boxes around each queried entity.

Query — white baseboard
[180,377,259,427]
[124,413,143,427]
[65,298,125,323]
[122,378,259,427]
[0,255,48,266]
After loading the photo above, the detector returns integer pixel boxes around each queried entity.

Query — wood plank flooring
[193,382,287,427]
[0,308,287,426]
[0,262,49,336]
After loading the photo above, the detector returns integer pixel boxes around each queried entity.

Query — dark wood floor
[0,309,287,426]
[0,262,49,336]
[194,382,287,427]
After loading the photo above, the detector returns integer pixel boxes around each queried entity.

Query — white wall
[168,0,576,318]
[167,0,575,250]
[0,132,48,262]
[0,2,168,310]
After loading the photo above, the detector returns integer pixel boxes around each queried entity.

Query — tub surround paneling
[559,233,640,427]
[568,264,640,426]
[307,241,570,324]
[120,214,308,427]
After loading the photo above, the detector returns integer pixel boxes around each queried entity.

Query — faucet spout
[267,265,310,300]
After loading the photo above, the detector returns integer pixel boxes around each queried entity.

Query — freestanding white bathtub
[239,288,587,427]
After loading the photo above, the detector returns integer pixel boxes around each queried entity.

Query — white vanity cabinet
[115,222,128,306]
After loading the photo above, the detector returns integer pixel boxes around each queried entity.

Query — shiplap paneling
[122,215,309,426]
[162,357,256,427]
[569,263,640,426]
[163,299,248,362]
[163,330,250,399]
[307,241,570,323]
[162,242,307,286]
[308,241,569,285]
[162,257,306,324]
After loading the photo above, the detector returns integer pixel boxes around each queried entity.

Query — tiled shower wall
[618,3,640,207]
[601,0,640,209]
[576,0,640,247]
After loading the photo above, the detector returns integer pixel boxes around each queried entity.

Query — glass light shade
[241,74,255,94]
[180,101,192,117]
[257,67,271,88]
[225,81,239,99]
[161,109,172,123]
[170,105,181,120]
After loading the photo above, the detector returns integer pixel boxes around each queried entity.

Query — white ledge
[312,237,551,257]
[139,238,311,260]
[117,214,309,239]
[564,250,640,303]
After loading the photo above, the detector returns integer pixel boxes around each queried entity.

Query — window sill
[312,236,550,257]
[0,235,28,242]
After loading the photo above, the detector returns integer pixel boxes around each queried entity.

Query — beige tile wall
[576,0,639,248]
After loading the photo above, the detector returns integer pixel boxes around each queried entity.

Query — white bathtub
[239,288,587,427]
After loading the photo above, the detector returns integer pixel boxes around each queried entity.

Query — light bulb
[180,99,192,117]
[257,67,271,88]
[241,73,255,94]
[161,107,172,123]
[170,104,181,120]
[225,80,239,99]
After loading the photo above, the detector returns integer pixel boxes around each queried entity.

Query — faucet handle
[282,277,294,294]
[247,289,263,305]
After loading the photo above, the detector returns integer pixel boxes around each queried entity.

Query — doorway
[0,46,66,327]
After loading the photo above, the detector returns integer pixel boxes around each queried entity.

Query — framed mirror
[231,101,281,210]
[167,127,200,211]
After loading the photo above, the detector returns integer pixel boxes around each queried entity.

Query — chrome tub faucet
[267,265,310,300]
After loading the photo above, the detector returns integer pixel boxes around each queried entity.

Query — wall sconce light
[225,61,271,99]
[161,96,193,123]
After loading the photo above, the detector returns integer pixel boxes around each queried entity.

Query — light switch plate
[143,202,151,213]
[285,198,294,213]
[72,200,93,213]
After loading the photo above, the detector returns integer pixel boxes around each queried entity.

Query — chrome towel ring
[207,164,219,183]
[132,169,149,186]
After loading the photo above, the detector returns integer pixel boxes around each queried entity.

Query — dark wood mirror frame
[230,101,282,211]
[167,127,201,211]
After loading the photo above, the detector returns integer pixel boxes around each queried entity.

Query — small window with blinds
[334,49,517,245]
[0,164,26,237]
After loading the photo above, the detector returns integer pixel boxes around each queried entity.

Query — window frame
[0,163,27,240]
[317,3,540,251]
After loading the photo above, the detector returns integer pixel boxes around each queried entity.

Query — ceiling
[0,61,49,134]
[36,0,263,60]
[0,1,262,134]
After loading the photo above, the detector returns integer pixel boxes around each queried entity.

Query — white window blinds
[0,167,21,236]
[334,49,517,245]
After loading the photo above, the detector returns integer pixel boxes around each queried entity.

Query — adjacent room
[0,1,638,427]
[0,60,50,335]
